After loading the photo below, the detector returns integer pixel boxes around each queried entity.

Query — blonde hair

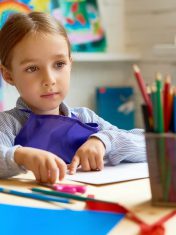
[0,11,71,68]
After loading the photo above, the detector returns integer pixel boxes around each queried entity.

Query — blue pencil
[0,187,71,204]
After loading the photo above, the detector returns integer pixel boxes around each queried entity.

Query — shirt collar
[16,97,72,117]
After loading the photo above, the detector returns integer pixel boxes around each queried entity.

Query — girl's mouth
[40,92,59,98]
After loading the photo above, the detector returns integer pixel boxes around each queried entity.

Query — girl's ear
[0,65,15,86]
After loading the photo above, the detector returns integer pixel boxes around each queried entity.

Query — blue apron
[14,111,99,164]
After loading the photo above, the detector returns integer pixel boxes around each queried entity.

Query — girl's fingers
[33,165,41,182]
[69,155,80,174]
[67,164,71,170]
[88,154,97,170]
[55,158,67,181]
[80,156,91,171]
[46,158,59,184]
[39,162,48,183]
[95,154,104,171]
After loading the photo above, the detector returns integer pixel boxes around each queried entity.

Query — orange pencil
[133,65,153,123]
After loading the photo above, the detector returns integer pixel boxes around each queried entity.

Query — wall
[125,0,176,55]
[125,0,176,126]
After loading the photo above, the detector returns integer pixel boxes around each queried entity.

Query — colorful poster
[51,0,106,52]
[0,0,106,52]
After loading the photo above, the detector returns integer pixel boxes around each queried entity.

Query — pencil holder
[145,133,176,206]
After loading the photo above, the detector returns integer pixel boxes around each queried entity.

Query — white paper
[66,162,149,185]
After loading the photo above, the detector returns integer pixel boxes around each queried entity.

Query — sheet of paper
[66,162,149,185]
[0,203,124,235]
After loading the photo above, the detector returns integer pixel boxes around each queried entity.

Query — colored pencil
[31,188,126,208]
[151,85,158,132]
[155,73,164,133]
[133,65,153,119]
[163,75,172,132]
[0,187,71,204]
[141,104,153,132]
[146,85,152,99]
[173,88,176,133]
[32,187,95,202]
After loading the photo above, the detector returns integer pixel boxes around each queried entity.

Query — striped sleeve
[72,107,147,165]
[0,142,25,178]
[0,111,26,178]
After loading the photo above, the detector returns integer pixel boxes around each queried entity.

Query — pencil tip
[165,74,171,83]
[156,72,162,81]
[133,64,140,72]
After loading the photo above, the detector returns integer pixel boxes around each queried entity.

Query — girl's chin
[32,106,60,115]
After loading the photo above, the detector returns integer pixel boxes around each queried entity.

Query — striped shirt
[0,97,146,178]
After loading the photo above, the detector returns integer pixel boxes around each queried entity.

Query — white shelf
[72,52,140,62]
[153,44,176,56]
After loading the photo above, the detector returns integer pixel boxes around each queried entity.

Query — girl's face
[6,32,72,115]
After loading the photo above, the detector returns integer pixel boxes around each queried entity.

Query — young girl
[0,12,146,184]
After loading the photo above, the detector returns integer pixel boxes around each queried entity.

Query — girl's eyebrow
[19,54,69,65]
[20,58,38,65]
[53,54,69,59]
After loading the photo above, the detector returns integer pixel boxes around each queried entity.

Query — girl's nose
[42,71,56,87]
[43,80,55,87]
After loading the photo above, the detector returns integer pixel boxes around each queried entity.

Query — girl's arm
[92,127,146,165]
[73,107,146,165]
[0,111,27,178]
[0,139,26,178]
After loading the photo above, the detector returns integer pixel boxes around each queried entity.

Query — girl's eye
[55,61,66,69]
[25,66,38,73]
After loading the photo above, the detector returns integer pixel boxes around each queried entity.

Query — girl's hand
[68,137,105,174]
[14,147,67,184]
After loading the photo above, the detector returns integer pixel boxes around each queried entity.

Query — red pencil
[163,75,172,132]
[133,64,153,118]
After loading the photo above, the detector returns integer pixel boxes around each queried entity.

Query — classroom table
[0,172,176,235]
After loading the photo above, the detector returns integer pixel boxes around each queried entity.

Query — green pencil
[156,73,164,133]
[31,187,96,202]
